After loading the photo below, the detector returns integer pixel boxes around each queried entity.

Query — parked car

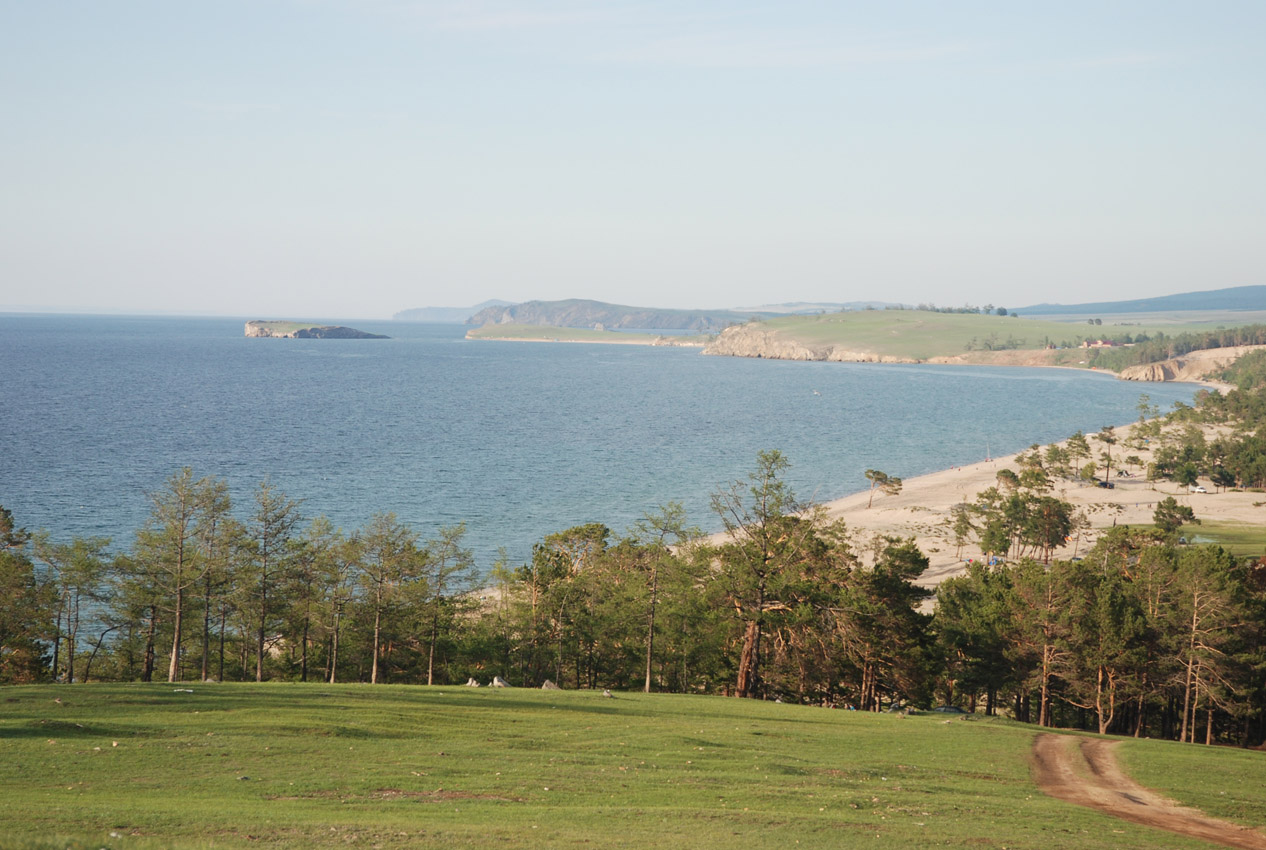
[1189,485,1208,493]
[1097,480,1115,489]
[932,706,967,714]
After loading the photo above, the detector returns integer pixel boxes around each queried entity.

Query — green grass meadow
[757,311,1236,362]
[2,684,1259,849]
[1118,738,1266,828]
[1188,519,1266,558]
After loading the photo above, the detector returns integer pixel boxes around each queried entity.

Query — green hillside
[731,310,1249,361]
[2,683,1260,849]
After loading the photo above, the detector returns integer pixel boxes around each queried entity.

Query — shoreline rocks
[701,324,914,363]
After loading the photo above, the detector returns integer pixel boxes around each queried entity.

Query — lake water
[0,314,1197,571]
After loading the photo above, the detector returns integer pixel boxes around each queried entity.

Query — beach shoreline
[811,410,1258,589]
[467,330,1246,393]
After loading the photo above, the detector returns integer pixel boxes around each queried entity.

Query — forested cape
[1083,323,1266,372]
[4,353,1266,746]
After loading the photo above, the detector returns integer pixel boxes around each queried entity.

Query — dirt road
[1031,733,1266,849]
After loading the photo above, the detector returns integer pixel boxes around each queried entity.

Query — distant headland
[244,321,388,339]
[454,292,1266,385]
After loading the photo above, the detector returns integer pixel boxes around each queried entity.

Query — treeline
[1088,324,1266,371]
[1220,347,1266,392]
[4,460,1262,744]
[0,479,478,688]
[4,384,1266,746]
[0,456,931,707]
[1146,358,1266,488]
[939,531,1263,743]
[898,303,1012,316]
[964,333,1027,351]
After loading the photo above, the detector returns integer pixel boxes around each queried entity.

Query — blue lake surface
[0,314,1198,572]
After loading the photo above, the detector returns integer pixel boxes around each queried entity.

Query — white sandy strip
[814,416,1263,589]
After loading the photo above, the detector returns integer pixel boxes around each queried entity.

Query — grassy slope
[759,311,1252,362]
[1118,739,1266,828]
[466,312,1256,362]
[757,312,1064,361]
[1,683,1248,850]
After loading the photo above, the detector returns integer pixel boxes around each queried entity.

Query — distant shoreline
[707,398,1250,594]
[466,328,1239,391]
[466,329,707,348]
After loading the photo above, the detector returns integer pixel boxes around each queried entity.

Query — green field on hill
[749,310,1244,362]
[2,683,1259,850]
[467,310,1257,363]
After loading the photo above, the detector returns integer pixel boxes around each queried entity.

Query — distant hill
[394,300,513,323]
[1018,285,1266,316]
[466,299,772,333]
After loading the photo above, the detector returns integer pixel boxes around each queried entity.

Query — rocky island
[245,321,388,339]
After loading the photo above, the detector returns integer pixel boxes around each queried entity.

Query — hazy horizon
[4,2,1263,320]
[4,283,1262,324]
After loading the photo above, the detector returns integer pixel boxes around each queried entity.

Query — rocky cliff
[702,324,913,363]
[1117,345,1264,383]
[245,321,388,339]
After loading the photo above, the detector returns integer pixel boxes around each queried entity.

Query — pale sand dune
[816,417,1265,589]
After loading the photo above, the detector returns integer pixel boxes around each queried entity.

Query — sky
[2,1,1264,320]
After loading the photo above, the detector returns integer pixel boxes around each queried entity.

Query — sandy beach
[816,411,1262,589]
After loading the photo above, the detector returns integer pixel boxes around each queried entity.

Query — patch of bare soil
[1031,734,1266,849]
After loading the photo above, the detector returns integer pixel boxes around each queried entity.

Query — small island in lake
[245,321,388,339]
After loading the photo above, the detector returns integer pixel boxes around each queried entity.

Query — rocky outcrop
[1118,361,1184,382]
[245,321,388,339]
[1117,345,1266,384]
[702,324,913,363]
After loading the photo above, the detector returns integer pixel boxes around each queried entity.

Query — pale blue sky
[2,1,1263,319]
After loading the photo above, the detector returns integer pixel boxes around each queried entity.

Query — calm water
[1,314,1197,571]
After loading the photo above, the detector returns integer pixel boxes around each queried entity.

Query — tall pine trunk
[167,586,184,682]
[735,620,761,698]
[371,603,382,684]
[644,566,658,694]
[427,611,438,686]
[329,607,342,684]
[201,572,212,682]
[142,606,158,682]
[255,575,267,682]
